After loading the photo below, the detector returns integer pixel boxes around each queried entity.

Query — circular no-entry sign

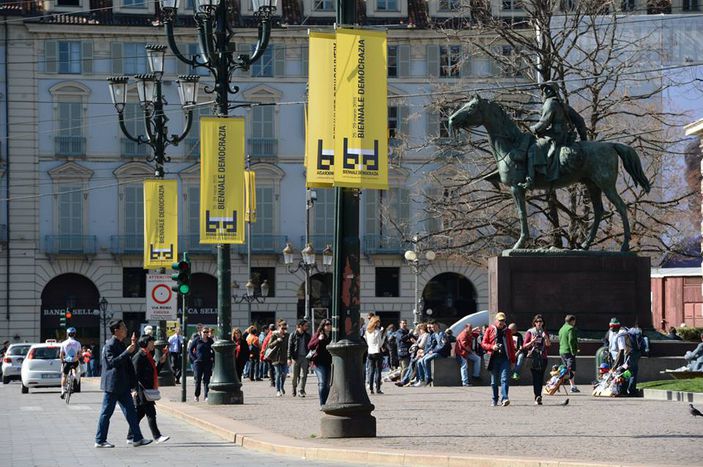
[152,284,173,305]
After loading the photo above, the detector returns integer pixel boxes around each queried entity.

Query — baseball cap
[495,312,506,321]
[609,318,621,327]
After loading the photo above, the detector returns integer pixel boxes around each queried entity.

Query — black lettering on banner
[343,138,359,169]
[150,244,174,260]
[222,211,237,233]
[317,139,334,170]
[363,140,379,170]
[205,210,238,235]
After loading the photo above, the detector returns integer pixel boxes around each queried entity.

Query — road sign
[147,273,178,320]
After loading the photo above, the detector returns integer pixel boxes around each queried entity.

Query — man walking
[168,328,184,382]
[456,324,482,386]
[481,312,517,406]
[95,319,152,448]
[395,320,412,374]
[189,327,214,401]
[287,319,311,397]
[558,314,580,393]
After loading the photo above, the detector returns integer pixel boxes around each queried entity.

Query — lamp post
[160,0,277,405]
[108,44,199,387]
[98,297,113,376]
[232,279,270,304]
[283,242,333,330]
[404,235,436,326]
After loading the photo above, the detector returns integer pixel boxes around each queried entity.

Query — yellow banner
[334,29,388,189]
[244,170,256,223]
[306,32,336,188]
[199,117,246,244]
[143,179,178,269]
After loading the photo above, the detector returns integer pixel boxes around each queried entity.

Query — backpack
[627,327,645,353]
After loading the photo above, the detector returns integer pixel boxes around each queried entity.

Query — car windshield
[9,346,30,356]
[33,347,60,359]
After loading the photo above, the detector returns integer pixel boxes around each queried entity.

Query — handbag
[263,346,275,361]
[139,383,161,402]
[305,348,317,361]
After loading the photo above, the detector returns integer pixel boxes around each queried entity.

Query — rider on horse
[520,82,588,190]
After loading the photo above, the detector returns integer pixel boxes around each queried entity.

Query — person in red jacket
[456,324,482,386]
[260,324,276,387]
[481,312,517,407]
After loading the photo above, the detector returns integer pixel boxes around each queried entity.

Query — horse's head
[448,94,485,134]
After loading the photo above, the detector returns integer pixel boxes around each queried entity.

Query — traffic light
[60,307,72,328]
[171,252,191,295]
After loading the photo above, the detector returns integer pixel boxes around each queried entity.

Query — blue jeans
[365,353,383,390]
[458,352,482,384]
[314,364,331,405]
[419,353,440,382]
[515,352,525,374]
[95,389,144,444]
[273,363,287,392]
[257,360,268,379]
[490,357,511,403]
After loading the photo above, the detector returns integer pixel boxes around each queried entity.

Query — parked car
[20,341,81,394]
[2,343,33,384]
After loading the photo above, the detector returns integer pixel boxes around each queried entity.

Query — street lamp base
[320,339,376,438]
[208,338,244,405]
[207,388,243,405]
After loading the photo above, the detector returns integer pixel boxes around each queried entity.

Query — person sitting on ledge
[684,334,703,371]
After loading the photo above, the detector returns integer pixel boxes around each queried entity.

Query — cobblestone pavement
[159,372,703,466]
[0,380,349,467]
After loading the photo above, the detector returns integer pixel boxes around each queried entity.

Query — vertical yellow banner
[199,117,246,244]
[244,170,256,223]
[306,32,336,188]
[334,29,388,190]
[143,179,178,269]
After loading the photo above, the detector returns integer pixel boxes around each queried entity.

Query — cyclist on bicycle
[60,327,82,399]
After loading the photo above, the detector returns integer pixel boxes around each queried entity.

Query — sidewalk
[84,373,703,467]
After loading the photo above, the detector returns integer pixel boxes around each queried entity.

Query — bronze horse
[448,95,650,251]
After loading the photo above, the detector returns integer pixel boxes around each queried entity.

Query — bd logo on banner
[200,117,246,244]
[143,179,178,269]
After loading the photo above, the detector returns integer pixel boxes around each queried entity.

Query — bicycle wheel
[65,376,73,405]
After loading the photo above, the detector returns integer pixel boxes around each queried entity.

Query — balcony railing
[54,136,86,157]
[121,138,149,158]
[179,234,217,255]
[363,234,408,255]
[110,235,144,255]
[248,138,277,158]
[45,235,96,255]
[237,234,288,255]
[299,234,334,251]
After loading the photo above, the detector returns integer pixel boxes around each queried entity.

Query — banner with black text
[143,179,178,269]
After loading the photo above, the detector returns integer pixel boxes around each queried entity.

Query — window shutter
[364,190,379,237]
[397,44,410,77]
[426,45,439,78]
[460,47,471,78]
[273,45,285,77]
[300,45,309,78]
[111,43,123,74]
[82,41,93,74]
[426,110,440,137]
[398,105,409,135]
[45,41,57,73]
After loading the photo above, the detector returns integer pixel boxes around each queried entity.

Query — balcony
[237,234,288,255]
[45,235,96,255]
[110,235,144,255]
[54,136,86,157]
[121,138,149,158]
[299,234,334,251]
[248,138,277,158]
[363,234,408,255]
[179,234,216,255]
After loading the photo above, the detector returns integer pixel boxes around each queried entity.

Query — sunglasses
[535,320,543,323]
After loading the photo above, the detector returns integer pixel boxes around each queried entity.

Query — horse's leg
[510,185,529,250]
[602,186,630,252]
[581,181,604,250]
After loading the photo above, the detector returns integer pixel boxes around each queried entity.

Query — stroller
[543,364,571,396]
[592,365,632,397]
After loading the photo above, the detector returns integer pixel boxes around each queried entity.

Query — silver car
[2,343,32,384]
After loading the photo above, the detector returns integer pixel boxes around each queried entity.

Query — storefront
[40,273,100,345]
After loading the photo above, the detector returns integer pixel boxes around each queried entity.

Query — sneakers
[95,442,115,448]
[193,396,199,402]
[126,439,133,445]
[299,391,306,398]
[132,438,153,447]
[491,401,498,407]
[60,392,65,400]
[412,381,423,387]
[535,396,543,406]
[394,381,405,387]
[462,383,472,387]
[276,391,282,397]
[376,389,384,394]
[155,436,170,444]
[204,397,208,402]
[511,372,520,381]
[570,386,581,393]
[501,399,511,407]
[368,386,374,394]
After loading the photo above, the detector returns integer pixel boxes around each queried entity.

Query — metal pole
[247,156,252,326]
[181,293,188,402]
[305,189,311,321]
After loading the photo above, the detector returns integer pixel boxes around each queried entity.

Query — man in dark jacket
[188,327,214,402]
[395,320,413,374]
[94,319,152,448]
[287,320,311,397]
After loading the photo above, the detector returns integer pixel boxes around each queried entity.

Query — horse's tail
[612,143,651,194]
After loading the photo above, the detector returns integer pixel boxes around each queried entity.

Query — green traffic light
[179,284,190,295]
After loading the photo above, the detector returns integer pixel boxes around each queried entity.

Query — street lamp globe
[252,0,278,12]
[107,76,129,112]
[302,243,315,266]
[146,44,167,76]
[404,250,417,262]
[195,0,217,12]
[282,243,294,265]
[322,244,333,267]
[425,250,436,262]
[99,296,109,313]
[245,279,255,297]
[160,0,180,11]
[260,280,270,298]
[135,74,156,106]
[177,75,200,107]
[426,308,433,316]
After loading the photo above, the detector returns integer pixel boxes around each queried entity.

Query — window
[251,47,274,77]
[57,0,80,6]
[180,43,209,76]
[187,185,200,234]
[113,42,147,75]
[251,267,276,297]
[683,0,700,10]
[123,267,147,298]
[58,184,83,238]
[364,190,379,237]
[375,267,400,297]
[58,42,81,74]
[250,106,276,157]
[253,186,274,237]
[439,0,460,10]
[388,106,398,138]
[122,103,148,157]
[123,0,146,7]
[388,186,410,228]
[376,0,398,11]
[124,185,143,239]
[388,45,398,78]
[440,45,462,78]
[313,188,335,238]
[56,100,84,157]
[184,105,212,157]
[313,0,335,10]
[502,0,522,9]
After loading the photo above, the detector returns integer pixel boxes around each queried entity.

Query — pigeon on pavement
[689,404,702,417]
[561,398,570,406]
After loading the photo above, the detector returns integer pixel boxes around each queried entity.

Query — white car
[2,343,33,384]
[20,341,81,394]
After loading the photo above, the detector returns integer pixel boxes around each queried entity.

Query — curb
[642,388,703,403]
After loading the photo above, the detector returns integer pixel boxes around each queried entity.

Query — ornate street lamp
[404,235,436,326]
[283,242,333,330]
[160,0,277,405]
[232,279,270,304]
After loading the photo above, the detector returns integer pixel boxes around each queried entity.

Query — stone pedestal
[489,252,651,331]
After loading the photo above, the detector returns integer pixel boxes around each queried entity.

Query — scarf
[145,350,159,389]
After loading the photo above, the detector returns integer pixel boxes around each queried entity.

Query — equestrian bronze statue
[448,90,650,252]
